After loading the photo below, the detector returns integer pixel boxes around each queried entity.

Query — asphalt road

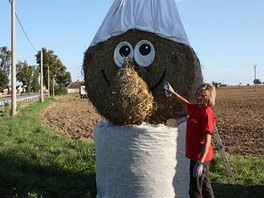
[0,93,40,107]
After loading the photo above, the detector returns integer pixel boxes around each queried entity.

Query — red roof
[66,82,83,89]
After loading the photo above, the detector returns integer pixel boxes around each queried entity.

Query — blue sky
[1,0,263,85]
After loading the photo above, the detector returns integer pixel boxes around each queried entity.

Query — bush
[55,84,67,95]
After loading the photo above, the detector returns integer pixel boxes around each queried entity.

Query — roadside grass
[0,105,11,120]
[0,98,263,198]
[0,98,96,198]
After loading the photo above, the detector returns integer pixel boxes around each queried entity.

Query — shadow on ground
[0,153,96,198]
[1,153,263,198]
[213,183,264,198]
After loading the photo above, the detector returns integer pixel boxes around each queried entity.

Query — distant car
[17,86,23,95]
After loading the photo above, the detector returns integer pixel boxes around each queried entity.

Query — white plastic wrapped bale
[94,121,189,198]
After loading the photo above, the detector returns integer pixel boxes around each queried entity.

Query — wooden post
[40,50,44,102]
[11,0,17,116]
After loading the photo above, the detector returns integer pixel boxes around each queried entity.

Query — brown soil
[213,86,264,158]
[42,86,264,158]
[42,94,104,140]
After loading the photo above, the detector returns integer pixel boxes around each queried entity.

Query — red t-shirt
[185,103,214,161]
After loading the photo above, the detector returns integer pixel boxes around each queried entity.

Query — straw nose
[105,66,155,125]
[123,56,134,68]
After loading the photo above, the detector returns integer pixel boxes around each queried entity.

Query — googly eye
[134,40,155,67]
[113,41,134,67]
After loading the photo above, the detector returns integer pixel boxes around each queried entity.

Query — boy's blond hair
[195,83,216,107]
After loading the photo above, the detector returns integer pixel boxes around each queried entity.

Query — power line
[8,0,38,52]
[205,64,264,69]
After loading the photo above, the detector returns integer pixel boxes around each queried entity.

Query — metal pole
[40,50,44,102]
[11,0,17,116]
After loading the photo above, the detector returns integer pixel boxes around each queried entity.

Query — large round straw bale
[83,29,202,125]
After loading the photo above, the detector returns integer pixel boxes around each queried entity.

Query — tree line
[0,46,71,94]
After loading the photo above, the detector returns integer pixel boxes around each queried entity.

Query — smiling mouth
[101,70,166,91]
[101,70,110,85]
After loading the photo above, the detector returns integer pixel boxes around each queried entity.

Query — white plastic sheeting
[90,0,190,47]
[94,121,189,198]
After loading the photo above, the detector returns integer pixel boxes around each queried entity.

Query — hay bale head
[83,29,202,125]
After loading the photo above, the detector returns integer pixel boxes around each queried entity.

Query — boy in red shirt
[164,82,216,198]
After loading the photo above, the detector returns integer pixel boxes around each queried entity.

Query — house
[66,81,83,93]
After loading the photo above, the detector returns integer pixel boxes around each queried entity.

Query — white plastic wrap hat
[90,0,190,47]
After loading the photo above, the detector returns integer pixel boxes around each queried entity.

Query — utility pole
[53,75,55,96]
[48,66,50,98]
[40,50,44,102]
[254,64,257,91]
[11,0,17,116]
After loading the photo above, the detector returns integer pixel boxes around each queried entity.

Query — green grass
[211,154,264,197]
[0,98,263,198]
[0,99,96,198]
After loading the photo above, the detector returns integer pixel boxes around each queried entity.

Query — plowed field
[42,86,264,158]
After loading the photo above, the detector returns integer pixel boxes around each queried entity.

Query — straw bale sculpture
[83,0,202,197]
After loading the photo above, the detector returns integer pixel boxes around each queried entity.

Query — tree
[55,83,67,95]
[57,71,72,85]
[31,67,40,92]
[212,81,219,87]
[0,46,11,79]
[253,79,262,85]
[35,48,72,89]
[16,61,34,93]
[0,46,11,89]
[212,81,226,87]
[0,69,9,92]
